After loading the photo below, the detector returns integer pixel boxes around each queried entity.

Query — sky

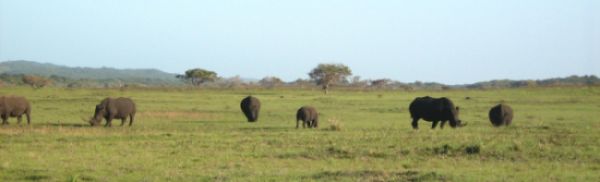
[0,0,598,84]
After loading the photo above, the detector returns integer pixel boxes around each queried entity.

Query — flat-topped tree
[177,68,218,86]
[309,64,352,94]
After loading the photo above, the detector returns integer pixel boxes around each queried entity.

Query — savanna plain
[0,87,599,181]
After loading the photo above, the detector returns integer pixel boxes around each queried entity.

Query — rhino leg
[253,110,259,121]
[120,118,126,126]
[440,121,447,129]
[26,113,30,125]
[105,117,113,127]
[1,115,8,125]
[432,121,439,129]
[129,114,134,126]
[411,118,419,129]
[296,120,300,129]
[17,116,22,125]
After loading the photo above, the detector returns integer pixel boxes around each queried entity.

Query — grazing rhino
[296,106,318,128]
[0,96,31,125]
[489,104,513,127]
[240,96,261,122]
[409,96,465,129]
[90,97,136,127]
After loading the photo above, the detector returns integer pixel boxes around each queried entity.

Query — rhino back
[109,98,136,117]
[4,96,30,113]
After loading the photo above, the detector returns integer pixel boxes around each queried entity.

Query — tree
[308,63,352,94]
[259,76,284,88]
[177,68,218,86]
[22,75,52,88]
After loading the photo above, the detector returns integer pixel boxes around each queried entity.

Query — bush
[22,75,52,88]
[465,144,481,155]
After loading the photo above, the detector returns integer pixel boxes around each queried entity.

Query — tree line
[1,63,599,91]
[176,64,600,93]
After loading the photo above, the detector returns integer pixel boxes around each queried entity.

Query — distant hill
[0,60,181,86]
[461,75,600,89]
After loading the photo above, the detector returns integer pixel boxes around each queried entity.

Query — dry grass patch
[138,111,220,121]
[327,118,343,131]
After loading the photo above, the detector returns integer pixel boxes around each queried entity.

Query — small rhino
[489,104,513,127]
[90,97,136,127]
[0,96,31,125]
[240,96,261,122]
[296,106,318,129]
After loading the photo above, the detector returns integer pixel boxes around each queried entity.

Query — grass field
[1,86,599,181]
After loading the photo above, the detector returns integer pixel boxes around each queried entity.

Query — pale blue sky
[0,0,598,84]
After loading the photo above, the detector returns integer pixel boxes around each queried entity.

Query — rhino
[296,106,318,128]
[90,97,136,127]
[240,96,261,122]
[489,104,513,127]
[409,96,465,129]
[0,96,31,125]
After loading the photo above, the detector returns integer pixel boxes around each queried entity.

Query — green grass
[1,87,599,181]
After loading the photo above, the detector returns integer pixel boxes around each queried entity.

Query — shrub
[465,144,481,155]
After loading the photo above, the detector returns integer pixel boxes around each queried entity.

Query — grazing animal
[240,96,261,122]
[90,97,136,127]
[0,96,31,125]
[409,96,465,129]
[296,106,318,128]
[489,104,513,127]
